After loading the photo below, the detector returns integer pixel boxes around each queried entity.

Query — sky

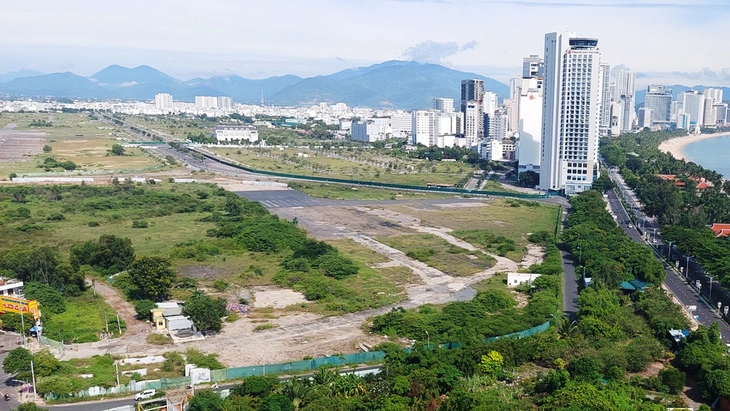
[2,0,730,86]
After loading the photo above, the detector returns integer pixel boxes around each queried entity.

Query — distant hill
[0,61,508,108]
[0,69,45,83]
[90,65,176,86]
[635,85,730,107]
[269,60,509,109]
[0,72,108,99]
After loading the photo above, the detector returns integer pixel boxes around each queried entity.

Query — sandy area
[252,286,308,309]
[658,131,730,161]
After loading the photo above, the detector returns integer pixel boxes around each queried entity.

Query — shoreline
[658,131,730,161]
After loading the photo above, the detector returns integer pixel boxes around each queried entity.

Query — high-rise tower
[539,32,602,195]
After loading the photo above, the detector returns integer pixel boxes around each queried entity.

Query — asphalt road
[605,186,730,344]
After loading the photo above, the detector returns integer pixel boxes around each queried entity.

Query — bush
[185,348,224,370]
[315,253,359,279]
[131,220,149,228]
[88,221,100,227]
[211,280,229,292]
[659,366,685,395]
[24,282,66,314]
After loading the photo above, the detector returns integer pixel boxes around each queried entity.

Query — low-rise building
[151,302,195,333]
[214,125,259,143]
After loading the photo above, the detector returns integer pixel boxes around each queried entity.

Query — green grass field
[378,233,496,277]
[43,290,125,343]
[287,181,456,201]
[209,146,470,187]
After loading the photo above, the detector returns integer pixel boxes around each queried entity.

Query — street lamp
[576,246,582,266]
[685,256,692,279]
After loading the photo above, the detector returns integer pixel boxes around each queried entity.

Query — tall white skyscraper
[217,96,233,110]
[155,93,173,111]
[614,69,636,133]
[464,101,481,147]
[539,32,602,195]
[679,90,705,127]
[598,63,611,136]
[195,96,219,109]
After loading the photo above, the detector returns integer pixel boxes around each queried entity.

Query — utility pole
[105,312,109,335]
[686,256,692,279]
[20,313,25,347]
[31,360,37,400]
[116,314,122,334]
[115,361,120,388]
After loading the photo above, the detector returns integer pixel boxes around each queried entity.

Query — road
[604,180,730,344]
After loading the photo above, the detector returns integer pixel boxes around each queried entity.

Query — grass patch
[146,333,174,345]
[43,290,125,343]
[288,181,456,201]
[386,199,560,262]
[378,233,496,277]
[254,323,277,331]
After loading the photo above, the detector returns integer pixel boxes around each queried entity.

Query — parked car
[134,389,157,401]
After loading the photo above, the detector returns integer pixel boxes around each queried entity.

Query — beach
[658,131,730,161]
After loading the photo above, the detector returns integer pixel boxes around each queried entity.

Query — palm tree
[556,316,578,340]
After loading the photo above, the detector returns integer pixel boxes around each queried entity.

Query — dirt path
[90,279,149,338]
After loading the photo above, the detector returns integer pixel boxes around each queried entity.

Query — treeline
[601,129,730,287]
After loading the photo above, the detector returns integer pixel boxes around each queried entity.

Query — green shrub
[211,280,229,292]
[131,220,148,228]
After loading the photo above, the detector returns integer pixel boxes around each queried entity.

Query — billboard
[0,296,40,320]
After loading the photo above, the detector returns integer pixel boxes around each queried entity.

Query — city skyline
[2,0,730,86]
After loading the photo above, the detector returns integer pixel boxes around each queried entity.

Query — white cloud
[401,40,479,64]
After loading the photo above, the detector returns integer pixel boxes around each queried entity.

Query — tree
[23,282,66,314]
[315,254,359,279]
[659,366,685,395]
[257,394,294,411]
[187,389,226,411]
[233,376,278,398]
[128,256,176,301]
[70,235,135,273]
[182,292,227,332]
[42,145,52,153]
[478,350,504,377]
[518,171,539,188]
[2,347,33,380]
[133,299,156,321]
[109,144,125,156]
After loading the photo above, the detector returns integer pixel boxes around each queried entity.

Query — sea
[683,134,730,179]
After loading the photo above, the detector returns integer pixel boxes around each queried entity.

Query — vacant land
[0,112,163,177]
[378,233,496,277]
[208,146,471,186]
[379,199,560,262]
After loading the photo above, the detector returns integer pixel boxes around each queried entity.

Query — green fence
[190,148,551,199]
[40,336,64,351]
[224,352,386,381]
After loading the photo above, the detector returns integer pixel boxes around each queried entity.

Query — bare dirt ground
[0,129,46,161]
[520,243,546,269]
[251,286,307,309]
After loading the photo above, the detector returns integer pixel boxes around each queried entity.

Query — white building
[517,83,543,174]
[678,90,705,127]
[539,32,602,195]
[351,118,390,142]
[412,110,438,146]
[217,96,233,110]
[714,103,729,126]
[480,139,503,161]
[644,85,672,125]
[433,98,455,113]
[487,108,509,141]
[214,125,259,143]
[464,101,482,147]
[195,96,219,109]
[155,93,173,111]
[483,91,498,117]
[390,113,413,135]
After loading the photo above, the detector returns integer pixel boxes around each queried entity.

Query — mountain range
[0,61,509,109]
